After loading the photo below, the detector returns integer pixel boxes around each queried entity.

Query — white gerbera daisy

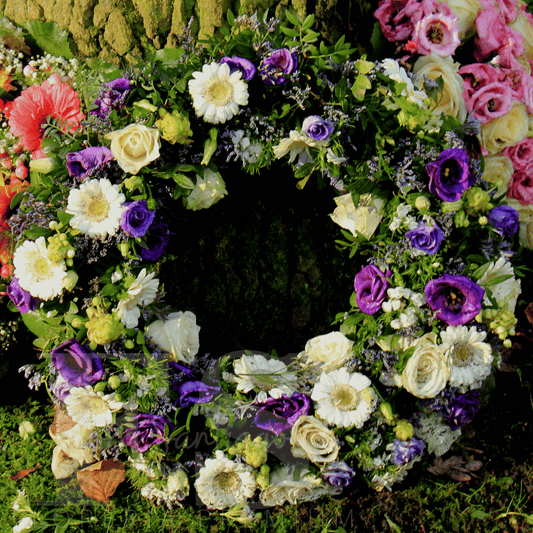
[311,367,377,428]
[66,178,125,238]
[64,386,123,429]
[229,353,297,403]
[195,450,257,510]
[440,326,493,389]
[116,268,159,328]
[188,62,248,124]
[273,130,326,163]
[13,236,67,300]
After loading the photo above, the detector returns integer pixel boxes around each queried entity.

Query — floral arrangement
[3,1,533,528]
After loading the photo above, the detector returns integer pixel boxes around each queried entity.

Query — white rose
[481,103,529,155]
[482,154,514,196]
[49,417,95,466]
[401,334,450,398]
[478,257,521,312]
[146,311,200,364]
[298,331,354,372]
[413,54,467,122]
[105,124,160,175]
[290,415,340,465]
[510,12,533,60]
[438,0,481,39]
[184,169,228,211]
[330,193,384,239]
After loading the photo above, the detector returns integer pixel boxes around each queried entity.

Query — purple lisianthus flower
[321,461,356,487]
[354,265,392,315]
[254,393,311,436]
[6,277,37,313]
[175,380,221,407]
[91,77,131,119]
[426,147,474,202]
[66,146,114,180]
[445,391,480,430]
[259,49,298,86]
[392,437,426,465]
[487,205,519,237]
[138,221,172,261]
[50,339,104,387]
[302,115,335,142]
[220,56,256,80]
[123,413,172,452]
[120,200,156,238]
[406,221,445,255]
[425,274,484,326]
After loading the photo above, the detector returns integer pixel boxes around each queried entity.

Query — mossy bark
[1,0,375,64]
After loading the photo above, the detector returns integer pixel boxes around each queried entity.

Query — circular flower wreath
[3,1,533,524]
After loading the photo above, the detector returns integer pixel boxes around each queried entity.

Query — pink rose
[374,0,419,42]
[413,13,460,56]
[507,166,533,205]
[495,0,518,23]
[503,138,533,171]
[465,81,514,123]
[473,6,509,61]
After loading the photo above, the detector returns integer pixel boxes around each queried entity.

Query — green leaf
[201,128,218,166]
[57,211,73,225]
[301,14,315,31]
[482,274,513,287]
[154,48,184,67]
[352,74,371,100]
[285,10,301,27]
[294,162,315,178]
[22,311,63,342]
[172,173,196,189]
[303,30,320,42]
[280,27,299,38]
[22,20,73,58]
[471,510,490,520]
[227,8,235,26]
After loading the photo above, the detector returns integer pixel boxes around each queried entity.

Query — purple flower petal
[51,339,104,387]
[426,148,474,202]
[254,393,311,436]
[176,380,221,407]
[66,146,114,180]
[354,265,391,315]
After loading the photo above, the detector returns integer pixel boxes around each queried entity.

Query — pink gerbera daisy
[8,78,85,154]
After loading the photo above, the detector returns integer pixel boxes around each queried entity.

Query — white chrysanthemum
[13,236,67,300]
[273,130,325,162]
[229,353,297,403]
[194,450,257,510]
[64,386,123,429]
[66,178,125,238]
[188,62,248,124]
[311,367,377,428]
[478,257,521,313]
[440,326,493,390]
[116,268,159,328]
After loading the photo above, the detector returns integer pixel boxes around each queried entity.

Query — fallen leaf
[50,404,76,436]
[450,471,471,482]
[10,463,41,481]
[77,459,125,503]
[525,302,533,326]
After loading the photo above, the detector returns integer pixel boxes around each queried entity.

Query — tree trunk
[0,0,375,64]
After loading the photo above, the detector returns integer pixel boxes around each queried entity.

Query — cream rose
[290,415,340,464]
[413,54,467,122]
[105,124,160,175]
[510,12,533,60]
[146,311,200,364]
[438,0,481,39]
[481,103,529,155]
[329,193,384,239]
[481,154,514,196]
[401,334,450,398]
[298,331,354,372]
[51,446,81,479]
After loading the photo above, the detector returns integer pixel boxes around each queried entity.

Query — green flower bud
[124,339,135,349]
[124,176,144,191]
[71,317,84,328]
[479,216,488,225]
[463,187,491,215]
[119,241,130,257]
[30,156,57,174]
[240,434,268,468]
[380,401,395,424]
[441,199,464,213]
[395,419,414,441]
[47,233,74,262]
[108,375,122,390]
[155,110,193,145]
[454,210,469,227]
[62,270,78,291]
[94,381,107,393]
[146,198,157,210]
[133,99,157,113]
[415,196,431,212]
[256,464,270,490]
[86,307,124,345]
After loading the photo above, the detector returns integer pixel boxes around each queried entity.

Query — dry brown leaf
[450,471,472,482]
[525,302,533,326]
[50,404,76,436]
[465,460,483,472]
[10,463,41,481]
[77,459,125,503]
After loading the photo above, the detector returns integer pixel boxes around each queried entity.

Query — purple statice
[254,393,311,436]
[51,339,104,387]
[123,413,172,453]
[354,265,392,315]
[425,274,484,326]
[259,49,298,85]
[6,277,38,313]
[321,461,356,487]
[66,146,115,180]
[444,391,481,430]
[392,437,426,465]
[175,380,221,407]
[120,200,156,238]
[302,115,335,141]
[91,77,131,119]
[406,221,445,255]
[426,147,474,202]
[220,56,256,80]
[487,205,519,237]
[139,221,172,261]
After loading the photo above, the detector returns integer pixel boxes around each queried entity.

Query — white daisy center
[214,471,241,492]
[88,395,107,413]
[205,79,234,107]
[330,384,360,411]
[451,342,472,367]
[31,255,53,281]
[85,196,110,222]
